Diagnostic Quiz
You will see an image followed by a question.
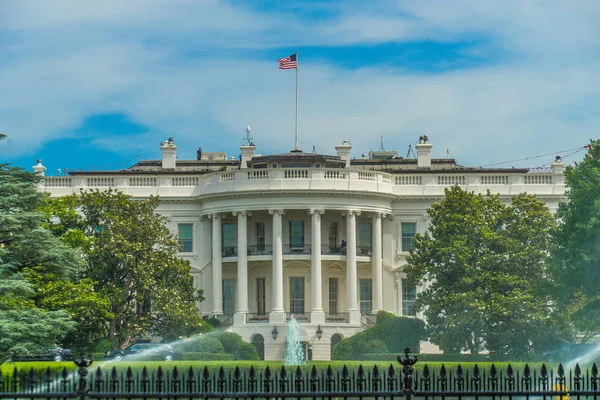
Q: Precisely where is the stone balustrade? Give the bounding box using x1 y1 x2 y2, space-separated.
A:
40 168 564 198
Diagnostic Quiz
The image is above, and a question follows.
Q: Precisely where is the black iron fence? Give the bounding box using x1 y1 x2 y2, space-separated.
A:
1 349 599 400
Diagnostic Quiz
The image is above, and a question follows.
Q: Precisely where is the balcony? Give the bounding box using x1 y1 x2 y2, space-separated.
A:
222 244 373 258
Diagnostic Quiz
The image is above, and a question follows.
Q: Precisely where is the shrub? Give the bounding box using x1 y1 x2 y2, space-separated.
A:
179 336 224 353
203 317 221 328
333 312 426 360
214 332 260 360
374 311 425 353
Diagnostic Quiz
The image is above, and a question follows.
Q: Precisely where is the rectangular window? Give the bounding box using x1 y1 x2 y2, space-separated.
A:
359 279 373 315
255 222 265 252
401 223 417 252
359 223 372 255
290 277 305 315
328 222 338 252
290 221 304 248
223 279 236 316
402 278 417 316
257 278 266 315
178 223 193 252
222 223 236 256
328 278 338 315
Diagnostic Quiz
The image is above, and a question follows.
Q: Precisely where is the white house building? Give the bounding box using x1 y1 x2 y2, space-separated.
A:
36 134 566 360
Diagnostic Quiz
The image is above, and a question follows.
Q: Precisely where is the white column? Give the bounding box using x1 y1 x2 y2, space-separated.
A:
210 213 223 315
269 209 285 323
234 211 250 316
310 209 325 323
346 210 360 323
372 212 383 314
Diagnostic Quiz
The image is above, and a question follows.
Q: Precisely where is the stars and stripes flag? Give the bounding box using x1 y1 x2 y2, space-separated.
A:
278 53 297 69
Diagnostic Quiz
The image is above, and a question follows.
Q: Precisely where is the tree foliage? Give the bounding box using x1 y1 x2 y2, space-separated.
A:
46 189 209 348
551 140 600 342
0 165 79 361
404 186 558 355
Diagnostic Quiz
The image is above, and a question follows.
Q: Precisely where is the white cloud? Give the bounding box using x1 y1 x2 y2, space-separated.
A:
0 0 597 169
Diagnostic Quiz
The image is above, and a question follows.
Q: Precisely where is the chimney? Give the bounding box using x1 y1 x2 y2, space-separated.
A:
335 140 352 168
239 126 257 169
551 155 565 184
415 135 432 168
161 137 177 169
32 159 47 176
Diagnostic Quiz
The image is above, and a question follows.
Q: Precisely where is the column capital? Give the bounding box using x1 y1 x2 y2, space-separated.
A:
207 213 220 220
341 210 361 217
232 210 252 217
377 212 392 219
199 215 206 221
308 209 325 215
269 209 285 216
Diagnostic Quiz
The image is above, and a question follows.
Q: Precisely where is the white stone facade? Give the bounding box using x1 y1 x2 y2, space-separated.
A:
37 138 566 360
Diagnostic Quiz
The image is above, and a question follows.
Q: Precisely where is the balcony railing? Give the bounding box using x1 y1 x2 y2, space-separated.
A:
222 244 372 257
246 313 269 323
41 168 564 200
325 312 349 323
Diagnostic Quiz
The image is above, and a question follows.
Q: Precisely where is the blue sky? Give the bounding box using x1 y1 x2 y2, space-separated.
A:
1 0 597 175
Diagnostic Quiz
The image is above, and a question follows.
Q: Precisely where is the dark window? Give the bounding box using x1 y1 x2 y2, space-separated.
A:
401 223 417 252
222 223 235 255
402 278 417 316
290 220 304 248
359 279 373 315
257 278 266 315
178 223 193 252
329 278 338 314
290 277 305 314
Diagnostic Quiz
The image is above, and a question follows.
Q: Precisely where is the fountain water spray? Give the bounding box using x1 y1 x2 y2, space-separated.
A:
284 315 306 366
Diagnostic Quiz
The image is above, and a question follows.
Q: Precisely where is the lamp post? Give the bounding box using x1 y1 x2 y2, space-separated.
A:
316 325 323 340
272 326 278 340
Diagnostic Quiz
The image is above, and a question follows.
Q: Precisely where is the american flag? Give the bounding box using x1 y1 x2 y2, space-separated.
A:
278 54 297 69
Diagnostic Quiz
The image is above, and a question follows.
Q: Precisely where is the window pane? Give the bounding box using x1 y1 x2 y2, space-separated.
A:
178 223 193 252
257 278 266 315
359 279 372 315
222 223 236 254
256 223 265 251
328 278 338 315
328 222 338 251
290 277 305 314
223 279 236 316
290 221 304 247
402 278 417 316
401 223 417 252
359 223 372 247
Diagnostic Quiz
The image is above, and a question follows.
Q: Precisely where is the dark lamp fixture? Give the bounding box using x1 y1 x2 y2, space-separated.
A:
316 325 323 340
272 326 278 340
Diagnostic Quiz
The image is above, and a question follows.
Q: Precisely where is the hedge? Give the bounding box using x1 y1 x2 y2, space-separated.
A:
178 336 224 353
180 352 234 361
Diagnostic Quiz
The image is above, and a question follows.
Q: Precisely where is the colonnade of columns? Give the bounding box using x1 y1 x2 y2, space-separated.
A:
208 209 387 325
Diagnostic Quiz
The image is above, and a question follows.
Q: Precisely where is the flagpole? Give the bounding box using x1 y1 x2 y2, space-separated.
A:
294 51 299 152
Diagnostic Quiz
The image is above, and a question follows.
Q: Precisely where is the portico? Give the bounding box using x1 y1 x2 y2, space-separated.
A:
206 206 389 326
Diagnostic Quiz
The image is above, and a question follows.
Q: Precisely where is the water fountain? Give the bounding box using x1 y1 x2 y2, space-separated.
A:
284 315 306 366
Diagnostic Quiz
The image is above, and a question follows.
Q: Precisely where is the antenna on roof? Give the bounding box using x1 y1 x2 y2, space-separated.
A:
379 135 385 151
406 144 417 159
312 145 317 154
243 126 254 146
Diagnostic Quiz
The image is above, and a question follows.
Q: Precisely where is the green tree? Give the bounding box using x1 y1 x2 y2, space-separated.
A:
47 190 209 348
0 164 79 361
404 186 557 355
551 140 600 343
